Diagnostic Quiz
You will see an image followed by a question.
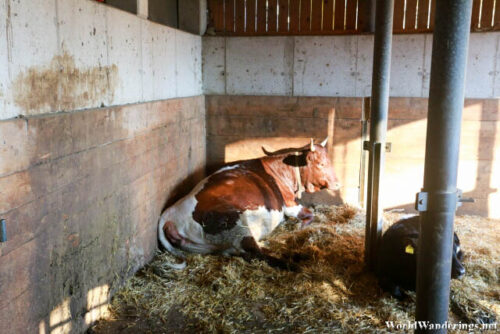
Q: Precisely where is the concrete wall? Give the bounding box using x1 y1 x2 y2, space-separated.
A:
206 96 500 218
202 32 500 98
0 0 202 120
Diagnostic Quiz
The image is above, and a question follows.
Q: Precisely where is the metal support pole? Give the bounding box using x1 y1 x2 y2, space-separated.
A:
415 1 473 332
364 0 394 270
359 98 370 208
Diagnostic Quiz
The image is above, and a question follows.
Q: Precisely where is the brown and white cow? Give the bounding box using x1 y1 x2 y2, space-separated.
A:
158 138 340 269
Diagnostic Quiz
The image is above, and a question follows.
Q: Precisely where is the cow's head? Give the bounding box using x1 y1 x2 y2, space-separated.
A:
263 138 340 193
301 138 340 193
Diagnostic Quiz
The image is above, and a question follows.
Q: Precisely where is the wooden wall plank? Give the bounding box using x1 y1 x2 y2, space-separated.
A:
428 0 436 30
471 0 481 30
206 0 500 35
345 0 357 31
496 0 500 29
235 0 246 33
208 0 226 33
278 0 289 33
405 0 418 31
323 0 334 31
300 0 312 32
268 0 278 32
393 0 405 32
334 0 345 30
225 0 235 33
289 0 300 33
480 0 496 29
417 0 430 30
246 0 256 33
357 0 373 32
257 0 267 33
311 0 323 31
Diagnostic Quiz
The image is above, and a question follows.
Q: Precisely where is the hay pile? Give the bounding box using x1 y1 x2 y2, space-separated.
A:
92 206 499 333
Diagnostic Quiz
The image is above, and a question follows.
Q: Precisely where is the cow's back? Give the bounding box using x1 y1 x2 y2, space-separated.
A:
193 160 285 235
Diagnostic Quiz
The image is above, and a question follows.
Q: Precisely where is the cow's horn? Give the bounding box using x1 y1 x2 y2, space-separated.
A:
320 137 328 147
262 146 306 156
310 138 315 151
262 146 273 156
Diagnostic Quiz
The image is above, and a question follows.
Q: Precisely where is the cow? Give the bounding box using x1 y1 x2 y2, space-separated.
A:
158 138 340 269
377 215 465 299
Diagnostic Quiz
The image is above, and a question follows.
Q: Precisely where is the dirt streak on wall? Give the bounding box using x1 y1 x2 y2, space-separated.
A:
206 95 500 218
12 52 119 114
0 96 206 333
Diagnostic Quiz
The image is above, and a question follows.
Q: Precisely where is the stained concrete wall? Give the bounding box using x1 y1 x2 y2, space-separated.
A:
0 96 206 334
0 0 206 333
202 32 500 98
0 0 202 120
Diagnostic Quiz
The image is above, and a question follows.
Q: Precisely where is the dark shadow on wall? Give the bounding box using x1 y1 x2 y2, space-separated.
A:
205 96 429 210
205 96 499 218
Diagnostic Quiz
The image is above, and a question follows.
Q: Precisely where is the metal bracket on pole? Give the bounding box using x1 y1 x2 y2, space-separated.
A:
415 189 474 212
415 191 428 211
363 141 392 152
0 219 6 243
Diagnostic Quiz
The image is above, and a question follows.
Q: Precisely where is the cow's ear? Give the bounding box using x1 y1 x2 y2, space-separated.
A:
283 153 307 167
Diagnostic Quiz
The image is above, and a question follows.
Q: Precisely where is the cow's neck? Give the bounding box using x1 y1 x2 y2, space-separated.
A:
260 157 302 207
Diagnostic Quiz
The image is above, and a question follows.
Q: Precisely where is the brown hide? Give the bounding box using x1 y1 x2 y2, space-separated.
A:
191 145 338 235
193 160 285 234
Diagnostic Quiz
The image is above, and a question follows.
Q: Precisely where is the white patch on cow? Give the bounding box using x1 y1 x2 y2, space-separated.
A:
456 246 460 253
216 164 240 173
283 205 303 218
159 177 217 252
240 206 284 241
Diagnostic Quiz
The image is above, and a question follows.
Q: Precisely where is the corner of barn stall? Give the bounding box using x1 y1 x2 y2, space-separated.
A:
0 0 499 333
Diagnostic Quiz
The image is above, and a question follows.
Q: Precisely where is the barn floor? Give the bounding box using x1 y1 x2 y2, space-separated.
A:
88 206 499 334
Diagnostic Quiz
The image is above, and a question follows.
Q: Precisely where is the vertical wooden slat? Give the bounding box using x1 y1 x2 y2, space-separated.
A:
405 0 418 31
289 0 300 33
495 0 500 29
207 0 500 35
246 0 256 33
323 0 334 31
311 0 323 31
278 0 289 32
268 0 278 32
300 0 312 32
208 0 226 33
393 0 404 32
471 0 482 29
427 0 436 30
334 0 345 30
481 0 496 29
257 0 267 33
225 0 235 33
357 0 373 32
471 0 481 29
345 0 358 31
235 0 246 34
417 0 430 30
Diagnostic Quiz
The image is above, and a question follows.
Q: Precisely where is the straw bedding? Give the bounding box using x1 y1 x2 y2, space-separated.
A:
90 206 499 333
